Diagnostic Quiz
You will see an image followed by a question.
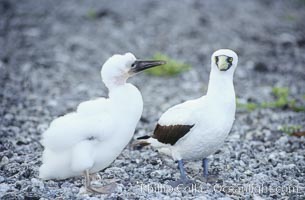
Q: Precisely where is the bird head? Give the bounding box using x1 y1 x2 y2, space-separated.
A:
211 49 238 73
101 53 165 88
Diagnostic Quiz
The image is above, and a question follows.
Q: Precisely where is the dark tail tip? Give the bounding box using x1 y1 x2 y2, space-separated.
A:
137 135 151 140
132 135 151 150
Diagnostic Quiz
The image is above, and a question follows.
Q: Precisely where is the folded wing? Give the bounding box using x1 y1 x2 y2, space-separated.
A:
152 100 200 145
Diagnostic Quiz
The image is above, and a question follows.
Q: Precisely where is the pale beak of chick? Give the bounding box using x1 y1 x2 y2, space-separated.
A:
129 60 166 75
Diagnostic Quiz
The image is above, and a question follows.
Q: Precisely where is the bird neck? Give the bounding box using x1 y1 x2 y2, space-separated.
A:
206 68 235 104
108 83 143 118
103 75 128 90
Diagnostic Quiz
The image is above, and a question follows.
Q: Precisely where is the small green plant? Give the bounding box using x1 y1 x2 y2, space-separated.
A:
279 125 302 135
236 99 257 111
237 87 305 112
87 9 97 19
261 87 295 108
146 53 191 76
284 14 296 21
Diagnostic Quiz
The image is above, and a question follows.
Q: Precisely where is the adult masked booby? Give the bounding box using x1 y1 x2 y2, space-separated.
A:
136 49 238 186
39 53 165 193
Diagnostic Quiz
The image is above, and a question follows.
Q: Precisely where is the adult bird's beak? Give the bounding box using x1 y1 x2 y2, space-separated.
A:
129 60 166 75
216 55 232 71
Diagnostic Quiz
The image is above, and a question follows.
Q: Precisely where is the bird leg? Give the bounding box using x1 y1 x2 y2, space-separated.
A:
202 158 208 177
178 160 187 180
202 158 218 183
84 170 117 194
169 160 193 187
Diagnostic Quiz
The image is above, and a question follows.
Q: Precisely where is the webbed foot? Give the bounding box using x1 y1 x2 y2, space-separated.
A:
169 178 194 188
86 183 117 194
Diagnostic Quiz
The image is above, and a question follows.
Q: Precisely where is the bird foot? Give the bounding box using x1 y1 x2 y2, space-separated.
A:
202 174 218 183
86 183 117 194
168 178 194 188
90 173 101 181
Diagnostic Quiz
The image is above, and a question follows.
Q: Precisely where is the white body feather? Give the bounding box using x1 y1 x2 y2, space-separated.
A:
40 83 143 180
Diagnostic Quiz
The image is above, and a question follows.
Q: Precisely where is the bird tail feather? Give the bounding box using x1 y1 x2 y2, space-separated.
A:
132 135 152 150
133 135 169 150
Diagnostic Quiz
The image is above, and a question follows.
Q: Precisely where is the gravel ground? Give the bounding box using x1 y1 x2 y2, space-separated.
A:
1 0 305 199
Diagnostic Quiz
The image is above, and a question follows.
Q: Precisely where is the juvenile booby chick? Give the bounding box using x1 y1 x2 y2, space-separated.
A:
137 49 238 186
39 53 165 193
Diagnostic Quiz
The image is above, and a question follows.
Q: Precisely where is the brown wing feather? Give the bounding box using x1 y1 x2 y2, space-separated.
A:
152 124 194 145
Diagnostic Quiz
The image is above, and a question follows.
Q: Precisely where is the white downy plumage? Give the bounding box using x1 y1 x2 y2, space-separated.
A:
137 49 238 185
39 53 165 193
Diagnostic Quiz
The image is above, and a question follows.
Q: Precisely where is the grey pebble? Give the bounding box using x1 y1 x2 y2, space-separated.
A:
1 0 305 199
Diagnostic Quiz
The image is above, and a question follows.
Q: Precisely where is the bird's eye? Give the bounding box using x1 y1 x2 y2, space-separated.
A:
131 63 136 67
228 57 233 63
